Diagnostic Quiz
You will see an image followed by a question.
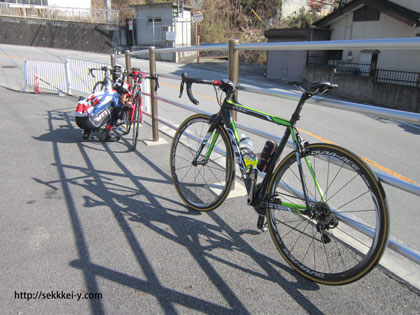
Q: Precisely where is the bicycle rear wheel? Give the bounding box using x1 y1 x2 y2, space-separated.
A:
266 143 388 285
131 97 141 151
170 114 234 211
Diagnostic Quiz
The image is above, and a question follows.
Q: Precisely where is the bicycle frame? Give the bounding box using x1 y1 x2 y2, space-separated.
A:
129 78 143 124
195 92 321 215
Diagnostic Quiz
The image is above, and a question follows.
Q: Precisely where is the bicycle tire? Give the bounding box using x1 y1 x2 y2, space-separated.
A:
118 109 132 135
131 97 141 151
92 81 105 93
170 114 235 211
266 143 388 285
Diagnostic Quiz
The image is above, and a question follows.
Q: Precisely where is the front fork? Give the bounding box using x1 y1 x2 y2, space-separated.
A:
192 115 221 166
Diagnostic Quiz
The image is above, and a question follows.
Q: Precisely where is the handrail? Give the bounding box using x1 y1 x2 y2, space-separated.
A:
236 85 420 127
152 77 420 198
236 37 420 51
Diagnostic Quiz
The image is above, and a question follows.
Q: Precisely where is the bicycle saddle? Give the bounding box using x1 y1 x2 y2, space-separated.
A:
289 81 338 95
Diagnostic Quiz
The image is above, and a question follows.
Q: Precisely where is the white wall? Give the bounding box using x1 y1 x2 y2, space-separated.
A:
329 11 420 70
48 0 91 9
136 5 191 47
175 10 190 47
137 7 174 46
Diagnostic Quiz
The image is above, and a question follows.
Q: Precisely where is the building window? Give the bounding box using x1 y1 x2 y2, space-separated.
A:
148 17 162 24
353 6 380 22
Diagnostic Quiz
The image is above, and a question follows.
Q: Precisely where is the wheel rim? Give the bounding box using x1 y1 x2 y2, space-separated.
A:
132 102 140 150
171 116 233 210
267 145 386 283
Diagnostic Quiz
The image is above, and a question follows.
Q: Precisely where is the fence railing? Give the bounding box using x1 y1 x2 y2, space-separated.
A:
24 57 109 95
0 3 119 26
307 56 420 87
24 56 152 111
114 37 420 268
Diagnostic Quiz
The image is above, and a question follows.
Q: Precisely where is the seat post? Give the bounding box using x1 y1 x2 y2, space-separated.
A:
291 92 311 125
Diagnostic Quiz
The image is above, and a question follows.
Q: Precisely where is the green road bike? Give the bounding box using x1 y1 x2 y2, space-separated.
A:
170 73 389 285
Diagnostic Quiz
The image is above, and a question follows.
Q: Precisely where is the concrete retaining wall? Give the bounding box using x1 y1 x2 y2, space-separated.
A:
0 17 116 54
304 66 420 113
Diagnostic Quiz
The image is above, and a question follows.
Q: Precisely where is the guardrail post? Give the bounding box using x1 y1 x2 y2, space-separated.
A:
24 58 28 92
228 38 239 189
124 50 132 87
149 46 159 142
228 38 239 121
110 54 115 67
64 58 72 95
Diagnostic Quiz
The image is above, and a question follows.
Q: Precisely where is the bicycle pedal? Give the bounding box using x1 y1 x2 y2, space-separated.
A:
257 215 267 232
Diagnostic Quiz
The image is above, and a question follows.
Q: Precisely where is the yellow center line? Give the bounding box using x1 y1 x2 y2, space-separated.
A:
298 128 419 186
162 81 419 186
0 53 25 60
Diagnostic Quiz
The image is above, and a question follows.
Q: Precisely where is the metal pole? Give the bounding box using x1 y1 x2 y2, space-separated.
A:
149 46 159 142
228 38 239 120
124 50 132 87
228 39 239 189
64 58 72 95
197 23 200 64
110 54 115 67
131 17 135 47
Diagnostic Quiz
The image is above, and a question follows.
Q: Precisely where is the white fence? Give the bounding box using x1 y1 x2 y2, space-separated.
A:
0 3 119 26
24 57 151 113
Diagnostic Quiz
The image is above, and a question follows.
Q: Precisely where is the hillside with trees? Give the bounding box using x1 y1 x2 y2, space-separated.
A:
197 0 339 63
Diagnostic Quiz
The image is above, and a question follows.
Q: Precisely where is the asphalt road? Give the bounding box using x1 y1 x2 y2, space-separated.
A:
1 44 420 314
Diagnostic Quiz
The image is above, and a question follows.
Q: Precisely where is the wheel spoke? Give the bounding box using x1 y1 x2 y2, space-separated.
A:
266 144 387 284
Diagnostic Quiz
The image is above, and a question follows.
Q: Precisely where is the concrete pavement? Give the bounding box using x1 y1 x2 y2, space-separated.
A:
1 86 419 314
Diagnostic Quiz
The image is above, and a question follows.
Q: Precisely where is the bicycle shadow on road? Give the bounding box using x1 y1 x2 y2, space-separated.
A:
34 124 81 143
33 107 325 315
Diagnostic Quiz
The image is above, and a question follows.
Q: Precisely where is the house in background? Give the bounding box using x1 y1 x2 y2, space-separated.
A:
312 0 420 74
305 0 420 112
130 3 191 62
264 28 331 81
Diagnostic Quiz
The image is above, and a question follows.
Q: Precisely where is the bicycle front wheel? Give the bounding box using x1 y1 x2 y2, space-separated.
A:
170 114 235 211
131 97 141 151
266 143 388 285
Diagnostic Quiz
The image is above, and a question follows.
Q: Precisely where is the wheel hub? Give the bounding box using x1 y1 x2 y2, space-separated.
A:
311 202 339 243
